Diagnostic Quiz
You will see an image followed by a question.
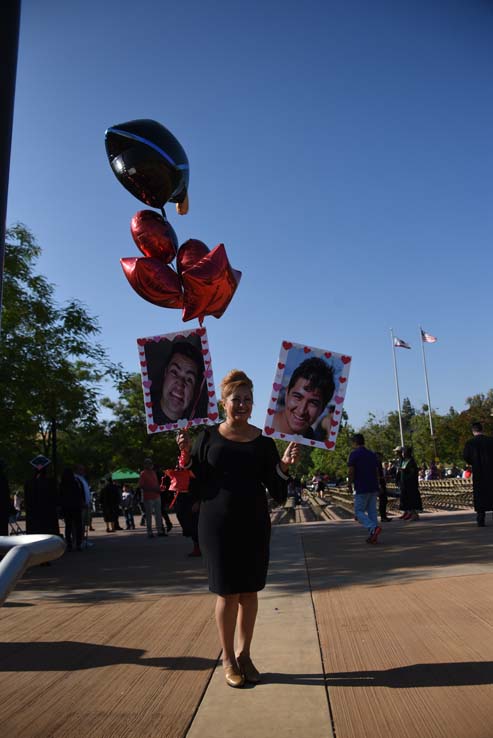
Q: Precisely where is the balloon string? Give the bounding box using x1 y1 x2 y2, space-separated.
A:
183 372 207 434
175 317 208 471
160 206 167 221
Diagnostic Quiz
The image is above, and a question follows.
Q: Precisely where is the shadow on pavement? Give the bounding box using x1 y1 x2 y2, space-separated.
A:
325 661 493 688
0 640 218 672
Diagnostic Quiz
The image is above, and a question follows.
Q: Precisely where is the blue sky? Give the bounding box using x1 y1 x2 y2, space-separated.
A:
6 0 493 432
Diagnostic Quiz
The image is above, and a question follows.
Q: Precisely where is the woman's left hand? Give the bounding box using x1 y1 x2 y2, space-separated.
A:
280 442 300 472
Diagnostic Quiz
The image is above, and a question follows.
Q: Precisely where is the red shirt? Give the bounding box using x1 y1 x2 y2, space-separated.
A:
139 469 161 501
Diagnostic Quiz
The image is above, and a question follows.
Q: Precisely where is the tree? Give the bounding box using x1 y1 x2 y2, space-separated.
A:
309 411 355 481
0 224 121 483
359 411 401 458
401 397 415 436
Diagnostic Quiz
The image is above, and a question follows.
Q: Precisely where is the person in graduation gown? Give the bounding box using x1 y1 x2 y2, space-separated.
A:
463 421 493 526
177 369 299 689
397 446 422 521
24 466 60 536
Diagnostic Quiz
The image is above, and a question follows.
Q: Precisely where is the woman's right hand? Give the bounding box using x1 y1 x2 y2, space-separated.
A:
176 430 191 453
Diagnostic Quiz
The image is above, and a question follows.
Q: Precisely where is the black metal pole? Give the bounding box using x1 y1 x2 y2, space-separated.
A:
0 0 21 337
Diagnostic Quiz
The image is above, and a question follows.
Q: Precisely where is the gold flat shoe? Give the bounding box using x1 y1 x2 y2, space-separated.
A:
237 654 261 684
224 665 245 688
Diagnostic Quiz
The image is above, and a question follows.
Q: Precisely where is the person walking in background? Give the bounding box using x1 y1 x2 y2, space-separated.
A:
121 485 136 530
159 474 174 534
13 492 22 517
75 465 94 534
397 446 422 520
139 459 166 538
375 452 392 522
347 434 381 544
391 447 402 482
463 422 493 527
163 456 200 557
59 467 85 551
135 486 146 526
177 369 299 688
426 461 439 481
100 475 121 533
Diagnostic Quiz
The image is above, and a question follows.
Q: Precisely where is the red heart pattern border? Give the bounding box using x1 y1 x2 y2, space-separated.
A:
262 338 351 453
137 327 219 435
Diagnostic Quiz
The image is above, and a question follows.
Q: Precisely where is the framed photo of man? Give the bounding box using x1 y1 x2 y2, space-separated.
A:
263 340 352 450
137 327 219 435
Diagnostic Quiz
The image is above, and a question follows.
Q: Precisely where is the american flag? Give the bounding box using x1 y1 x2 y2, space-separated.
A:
421 330 437 343
394 337 411 349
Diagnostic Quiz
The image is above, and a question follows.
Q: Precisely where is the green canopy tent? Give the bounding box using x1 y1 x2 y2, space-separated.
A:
111 468 140 482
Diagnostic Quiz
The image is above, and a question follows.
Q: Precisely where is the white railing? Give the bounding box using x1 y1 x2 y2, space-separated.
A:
0 534 66 606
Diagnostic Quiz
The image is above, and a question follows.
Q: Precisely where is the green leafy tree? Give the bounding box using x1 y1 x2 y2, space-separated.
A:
0 224 121 483
309 411 355 481
401 397 415 437
359 410 401 458
102 372 194 474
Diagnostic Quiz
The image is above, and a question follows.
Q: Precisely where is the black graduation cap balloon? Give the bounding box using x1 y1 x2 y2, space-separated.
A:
105 119 189 209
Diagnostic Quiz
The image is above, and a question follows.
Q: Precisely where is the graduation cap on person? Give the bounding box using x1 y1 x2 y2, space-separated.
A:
30 454 51 470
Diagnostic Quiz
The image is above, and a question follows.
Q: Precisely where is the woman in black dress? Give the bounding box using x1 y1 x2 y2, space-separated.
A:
177 369 299 688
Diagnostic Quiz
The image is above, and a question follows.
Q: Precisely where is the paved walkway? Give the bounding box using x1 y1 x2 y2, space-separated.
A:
2 511 493 737
187 524 332 738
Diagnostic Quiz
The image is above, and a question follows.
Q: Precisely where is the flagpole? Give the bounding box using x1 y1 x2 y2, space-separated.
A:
419 326 438 459
390 328 404 447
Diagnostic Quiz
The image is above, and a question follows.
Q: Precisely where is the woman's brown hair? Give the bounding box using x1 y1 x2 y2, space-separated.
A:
220 369 253 402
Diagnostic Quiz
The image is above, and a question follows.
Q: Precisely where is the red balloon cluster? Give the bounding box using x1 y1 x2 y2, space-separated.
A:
121 210 242 322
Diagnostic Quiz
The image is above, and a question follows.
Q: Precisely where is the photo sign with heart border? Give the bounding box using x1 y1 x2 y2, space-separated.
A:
262 340 352 450
137 327 219 435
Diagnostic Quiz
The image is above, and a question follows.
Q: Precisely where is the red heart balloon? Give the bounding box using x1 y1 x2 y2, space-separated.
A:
120 257 183 308
176 239 210 276
130 210 178 263
181 243 242 322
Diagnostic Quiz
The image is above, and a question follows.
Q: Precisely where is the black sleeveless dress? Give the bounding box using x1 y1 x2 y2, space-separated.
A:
191 426 288 595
